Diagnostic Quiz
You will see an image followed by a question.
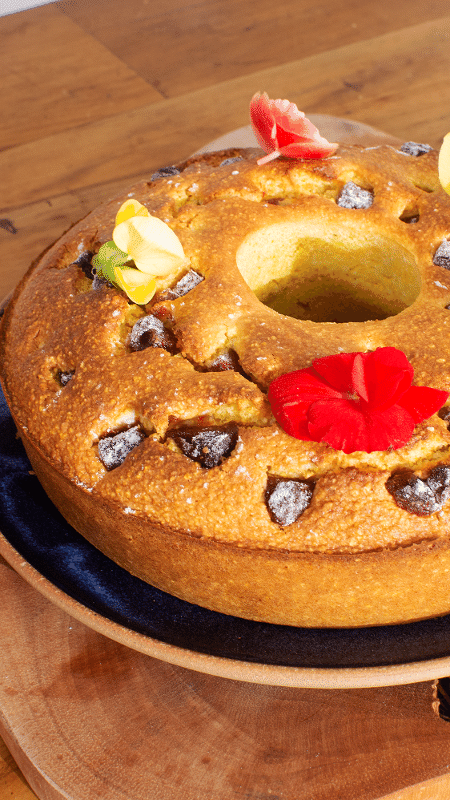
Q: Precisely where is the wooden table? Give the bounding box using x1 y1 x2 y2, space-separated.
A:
3 1 450 797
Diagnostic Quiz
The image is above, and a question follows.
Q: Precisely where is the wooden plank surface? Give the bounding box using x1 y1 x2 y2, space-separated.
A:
56 0 450 98
3 16 450 211
3 0 450 797
0 4 161 151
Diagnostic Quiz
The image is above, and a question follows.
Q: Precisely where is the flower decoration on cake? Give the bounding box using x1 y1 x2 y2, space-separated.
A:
439 132 450 195
250 92 338 166
268 347 448 454
92 199 188 304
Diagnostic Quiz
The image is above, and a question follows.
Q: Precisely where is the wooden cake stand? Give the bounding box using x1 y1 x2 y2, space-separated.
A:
3 555 450 800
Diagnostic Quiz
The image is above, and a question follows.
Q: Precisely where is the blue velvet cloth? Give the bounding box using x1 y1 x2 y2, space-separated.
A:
2 384 450 668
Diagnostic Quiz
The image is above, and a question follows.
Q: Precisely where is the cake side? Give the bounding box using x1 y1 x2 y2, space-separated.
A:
15 425 450 628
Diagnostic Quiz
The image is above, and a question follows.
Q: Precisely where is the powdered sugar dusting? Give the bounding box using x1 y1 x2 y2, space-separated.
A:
98 426 145 470
399 142 432 156
433 240 450 270
266 478 314 526
387 466 450 516
337 181 373 209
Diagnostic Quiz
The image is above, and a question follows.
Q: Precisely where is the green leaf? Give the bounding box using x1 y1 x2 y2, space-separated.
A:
99 261 118 284
92 240 128 276
99 240 128 264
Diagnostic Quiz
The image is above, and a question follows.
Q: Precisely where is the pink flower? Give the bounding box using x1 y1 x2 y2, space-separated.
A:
268 348 449 454
250 92 338 165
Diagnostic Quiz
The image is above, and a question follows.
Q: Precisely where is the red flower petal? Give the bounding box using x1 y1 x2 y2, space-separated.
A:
313 348 414 408
351 353 369 402
363 348 413 409
268 368 342 405
267 347 449 454
278 140 340 159
270 400 311 440
249 92 338 163
249 92 276 153
268 369 341 440
368 405 416 451
307 400 416 454
309 351 358 394
397 385 449 422
270 97 320 142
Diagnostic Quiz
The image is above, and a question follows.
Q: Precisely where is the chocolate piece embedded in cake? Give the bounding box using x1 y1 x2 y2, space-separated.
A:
399 142 433 156
337 181 373 209
265 476 314 526
433 240 450 269
169 423 239 469
98 426 145 470
128 315 177 353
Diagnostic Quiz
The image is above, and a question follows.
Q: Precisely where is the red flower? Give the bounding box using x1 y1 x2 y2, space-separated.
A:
268 348 449 454
250 92 338 166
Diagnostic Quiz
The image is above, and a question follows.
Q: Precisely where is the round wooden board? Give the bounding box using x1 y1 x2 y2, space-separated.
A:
3 558 450 800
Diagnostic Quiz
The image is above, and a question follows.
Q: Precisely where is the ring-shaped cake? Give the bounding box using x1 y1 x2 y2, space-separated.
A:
3 142 450 627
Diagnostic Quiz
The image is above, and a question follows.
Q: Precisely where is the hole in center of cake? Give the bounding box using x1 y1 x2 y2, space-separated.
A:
236 221 421 323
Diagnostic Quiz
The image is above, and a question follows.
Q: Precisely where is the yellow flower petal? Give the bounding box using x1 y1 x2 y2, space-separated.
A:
115 199 150 226
439 132 450 195
113 215 186 277
113 266 157 304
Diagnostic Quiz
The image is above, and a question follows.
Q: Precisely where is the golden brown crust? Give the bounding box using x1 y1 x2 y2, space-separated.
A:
3 143 450 627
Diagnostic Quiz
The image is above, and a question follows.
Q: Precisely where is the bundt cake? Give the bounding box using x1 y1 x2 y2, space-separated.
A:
3 104 450 627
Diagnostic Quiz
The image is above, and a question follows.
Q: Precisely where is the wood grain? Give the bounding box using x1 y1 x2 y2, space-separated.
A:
0 561 37 800
0 739 36 800
381 777 450 800
57 0 450 98
3 0 450 795
3 16 450 214
0 4 160 151
2 561 450 800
